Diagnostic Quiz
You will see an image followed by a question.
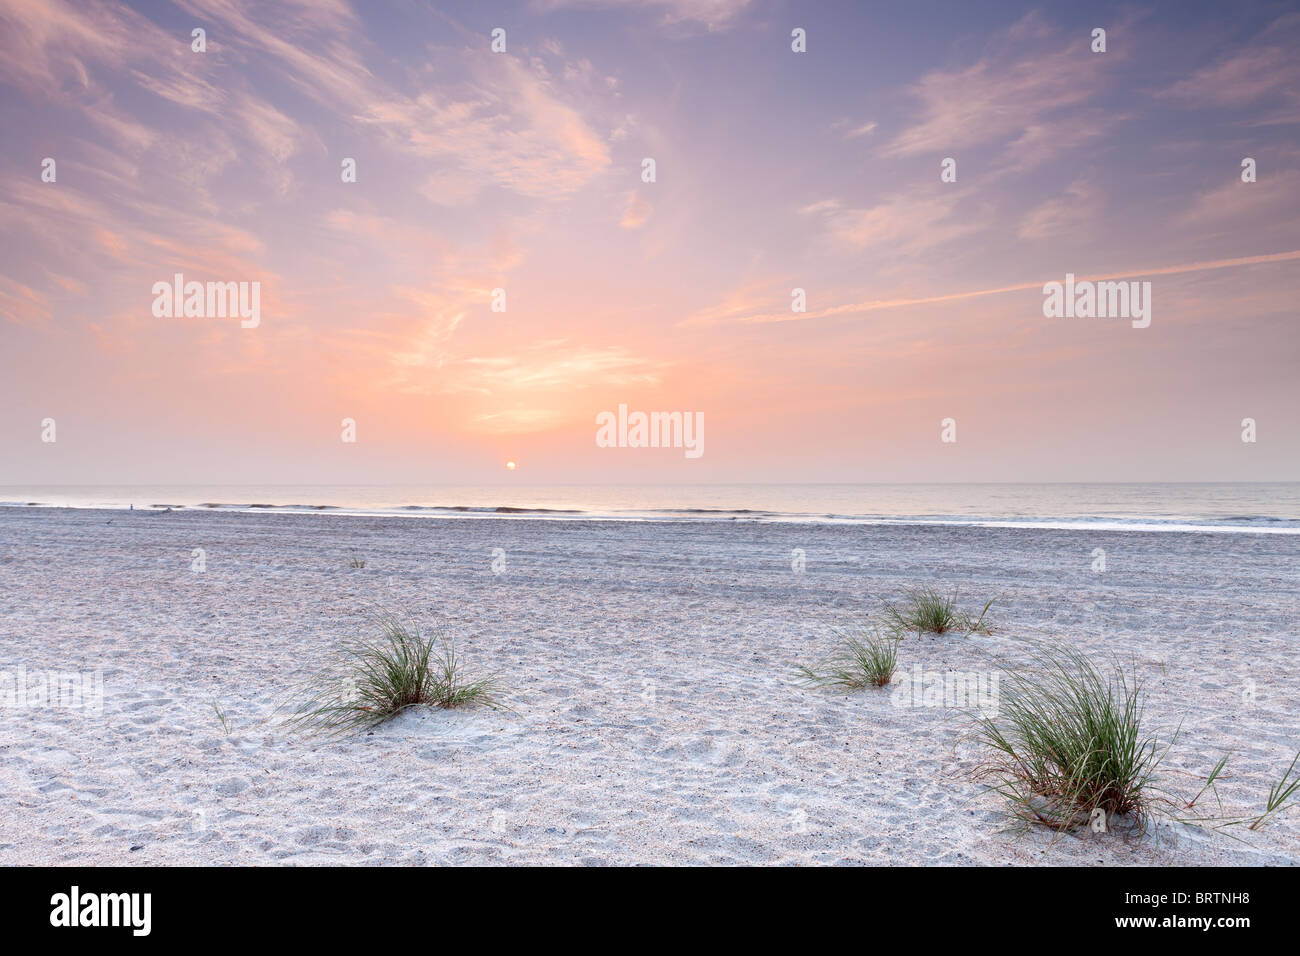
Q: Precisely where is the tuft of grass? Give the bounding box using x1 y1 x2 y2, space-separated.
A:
1184 753 1230 811
348 553 366 569
795 626 899 689
212 699 231 735
970 643 1172 831
882 587 997 636
1250 750 1300 831
289 612 503 735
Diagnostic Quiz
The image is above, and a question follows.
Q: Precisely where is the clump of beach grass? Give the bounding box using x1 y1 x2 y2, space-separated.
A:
883 587 997 636
795 626 899 689
289 612 503 735
970 643 1172 831
348 553 366 569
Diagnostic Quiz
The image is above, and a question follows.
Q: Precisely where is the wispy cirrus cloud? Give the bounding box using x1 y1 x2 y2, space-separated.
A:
1018 179 1103 240
0 0 172 94
0 0 308 196
832 118 877 140
882 12 1121 172
357 52 612 201
0 277 50 326
802 192 983 254
173 0 613 201
531 0 752 31
1158 13 1300 124
1175 168 1300 240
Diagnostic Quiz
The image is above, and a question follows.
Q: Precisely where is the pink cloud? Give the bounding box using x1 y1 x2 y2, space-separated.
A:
620 191 653 228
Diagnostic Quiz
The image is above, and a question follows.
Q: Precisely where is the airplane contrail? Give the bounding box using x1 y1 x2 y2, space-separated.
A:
715 249 1300 326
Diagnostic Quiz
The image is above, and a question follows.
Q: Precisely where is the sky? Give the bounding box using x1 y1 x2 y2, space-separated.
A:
0 0 1297 484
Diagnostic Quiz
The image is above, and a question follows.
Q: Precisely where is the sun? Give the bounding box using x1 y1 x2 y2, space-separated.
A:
505 460 517 471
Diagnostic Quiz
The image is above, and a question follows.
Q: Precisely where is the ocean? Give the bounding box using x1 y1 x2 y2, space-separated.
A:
2 483 1298 534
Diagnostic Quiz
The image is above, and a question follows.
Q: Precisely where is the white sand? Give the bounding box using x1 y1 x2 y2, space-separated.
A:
0 506 1297 865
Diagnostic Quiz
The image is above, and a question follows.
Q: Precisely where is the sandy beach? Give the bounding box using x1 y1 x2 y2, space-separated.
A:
0 506 1297 866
